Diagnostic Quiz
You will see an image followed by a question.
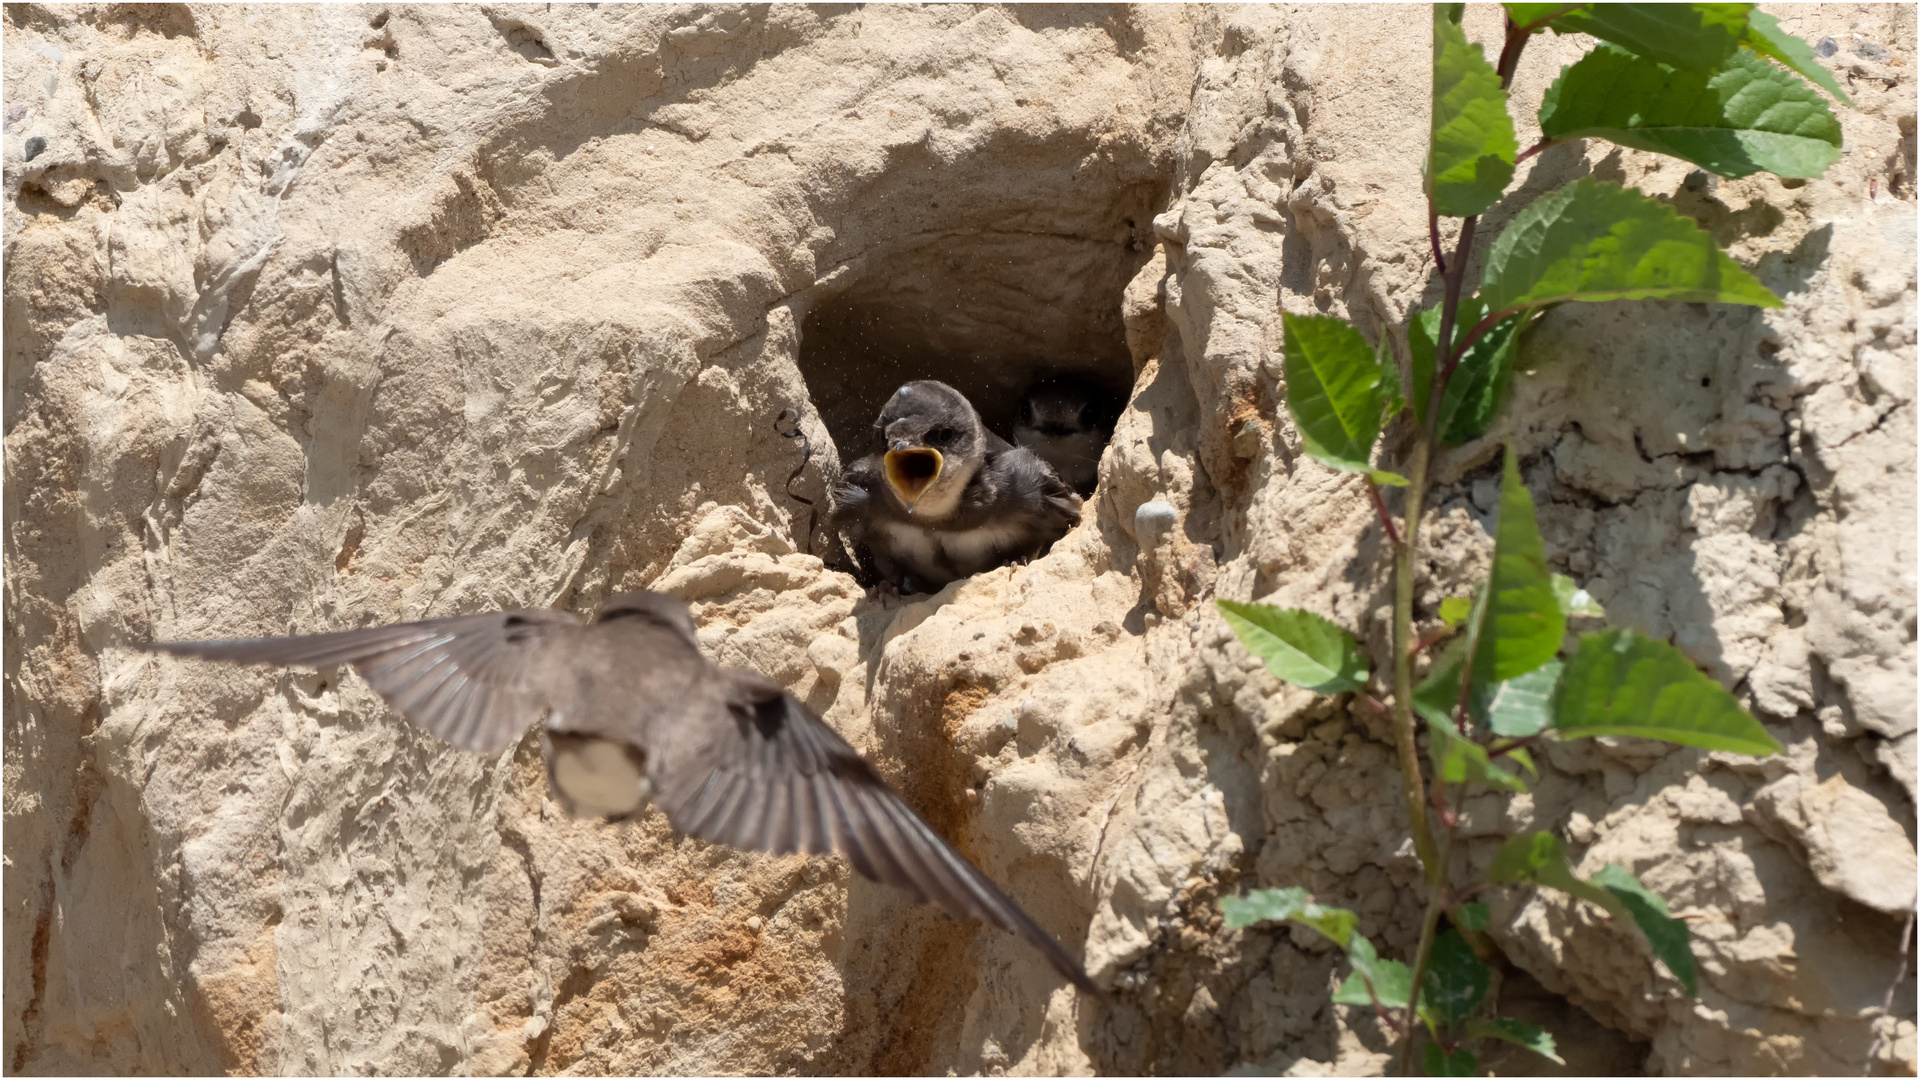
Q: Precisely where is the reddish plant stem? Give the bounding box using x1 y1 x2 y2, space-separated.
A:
1495 16 1534 82
1428 196 1448 276
1366 477 1405 547
1440 308 1507 380
1487 735 1545 760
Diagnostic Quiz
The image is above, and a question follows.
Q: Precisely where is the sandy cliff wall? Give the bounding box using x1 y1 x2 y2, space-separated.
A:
4 4 1913 1075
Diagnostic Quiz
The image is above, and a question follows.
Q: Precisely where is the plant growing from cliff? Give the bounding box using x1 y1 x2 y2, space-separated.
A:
1217 4 1847 1074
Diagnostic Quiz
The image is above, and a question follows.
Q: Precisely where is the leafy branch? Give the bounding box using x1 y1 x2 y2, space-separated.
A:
1220 4 1842 1073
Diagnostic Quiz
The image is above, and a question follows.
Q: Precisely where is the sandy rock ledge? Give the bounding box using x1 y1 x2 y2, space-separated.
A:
4 4 1914 1075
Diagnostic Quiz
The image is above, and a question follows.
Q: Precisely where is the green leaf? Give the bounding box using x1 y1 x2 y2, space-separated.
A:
1416 643 1469 722
1217 601 1371 695
1424 931 1491 1028
1415 639 1475 727
1376 337 1408 421
1334 934 1414 1011
1220 887 1360 949
1551 574 1606 617
1489 831 1629 919
1538 45 1842 180
1482 659 1562 737
1467 1017 1565 1064
1371 469 1412 488
1430 5 1517 217
1427 715 1528 793
1552 628 1785 755
1475 448 1563 683
1591 865 1700 995
1743 10 1853 106
1438 597 1474 626
1424 1043 1479 1076
1503 3 1582 31
1452 902 1491 932
1408 298 1526 445
1479 177 1782 315
1505 746 1537 775
1551 4 1752 71
1282 313 1394 475
1417 640 1558 738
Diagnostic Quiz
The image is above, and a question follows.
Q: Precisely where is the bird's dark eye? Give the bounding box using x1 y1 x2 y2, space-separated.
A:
926 426 956 445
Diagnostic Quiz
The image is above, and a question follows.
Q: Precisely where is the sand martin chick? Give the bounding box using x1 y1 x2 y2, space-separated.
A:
143 590 1100 995
829 380 1082 595
1014 377 1113 495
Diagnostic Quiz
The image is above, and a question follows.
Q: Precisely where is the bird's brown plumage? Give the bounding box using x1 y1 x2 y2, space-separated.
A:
143 590 1100 995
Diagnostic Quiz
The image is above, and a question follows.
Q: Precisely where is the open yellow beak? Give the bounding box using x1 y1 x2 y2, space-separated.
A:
884 447 943 512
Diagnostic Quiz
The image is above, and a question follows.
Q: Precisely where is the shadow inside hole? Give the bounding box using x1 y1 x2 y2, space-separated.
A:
797 232 1142 463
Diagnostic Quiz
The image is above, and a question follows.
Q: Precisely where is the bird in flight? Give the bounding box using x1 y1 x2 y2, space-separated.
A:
142 590 1100 995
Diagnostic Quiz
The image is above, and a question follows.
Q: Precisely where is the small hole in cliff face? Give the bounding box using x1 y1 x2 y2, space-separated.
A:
797 149 1162 487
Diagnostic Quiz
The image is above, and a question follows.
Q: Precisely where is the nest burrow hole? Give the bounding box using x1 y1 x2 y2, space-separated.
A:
796 149 1167 478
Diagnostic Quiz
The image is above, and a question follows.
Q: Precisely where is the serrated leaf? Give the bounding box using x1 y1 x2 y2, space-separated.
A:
1377 337 1408 420
1743 10 1853 106
1427 715 1528 792
1552 4 1752 72
1424 931 1491 1028
1590 865 1700 994
1334 934 1414 1012
1552 574 1606 617
1438 597 1474 626
1282 313 1394 473
1476 448 1563 683
1552 628 1784 755
1539 45 1842 179
1488 831 1628 919
1218 601 1370 695
1430 6 1517 217
1452 902 1491 932
1467 1017 1564 1064
1480 177 1782 315
1408 298 1526 445
1220 887 1360 949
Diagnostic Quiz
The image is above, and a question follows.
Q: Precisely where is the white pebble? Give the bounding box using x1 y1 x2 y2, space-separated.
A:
1135 500 1178 541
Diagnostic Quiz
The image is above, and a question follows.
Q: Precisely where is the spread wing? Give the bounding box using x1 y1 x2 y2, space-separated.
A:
654 670 1101 995
143 609 585 753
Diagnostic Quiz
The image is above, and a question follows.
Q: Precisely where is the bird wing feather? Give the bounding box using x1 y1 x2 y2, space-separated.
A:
143 609 585 753
653 669 1101 995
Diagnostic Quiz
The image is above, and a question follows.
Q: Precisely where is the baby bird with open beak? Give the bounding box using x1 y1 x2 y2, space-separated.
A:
830 380 1082 595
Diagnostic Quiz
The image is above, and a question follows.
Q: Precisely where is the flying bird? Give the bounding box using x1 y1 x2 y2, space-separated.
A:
829 380 1082 594
1014 376 1114 496
142 590 1100 996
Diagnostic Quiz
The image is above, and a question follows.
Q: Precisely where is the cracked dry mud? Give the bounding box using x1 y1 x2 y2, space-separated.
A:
4 4 1914 1075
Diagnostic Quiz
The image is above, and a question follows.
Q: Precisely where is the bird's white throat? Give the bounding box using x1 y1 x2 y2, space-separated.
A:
548 736 652 818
